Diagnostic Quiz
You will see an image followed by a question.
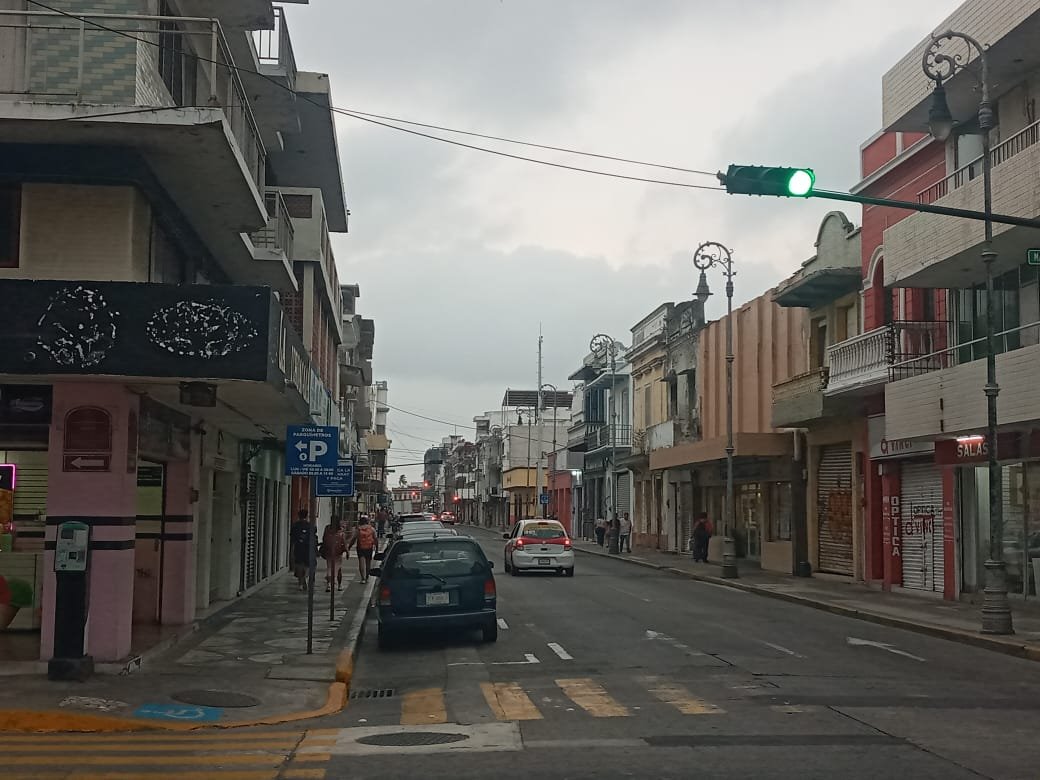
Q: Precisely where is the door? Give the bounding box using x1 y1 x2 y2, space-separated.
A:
817 445 854 575
133 461 166 624
900 462 944 592
616 472 631 519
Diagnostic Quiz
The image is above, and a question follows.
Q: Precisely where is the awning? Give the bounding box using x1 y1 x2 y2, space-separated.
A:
650 433 793 471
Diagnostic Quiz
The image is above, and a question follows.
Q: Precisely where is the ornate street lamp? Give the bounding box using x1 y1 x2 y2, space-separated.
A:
922 31 1012 634
693 241 738 579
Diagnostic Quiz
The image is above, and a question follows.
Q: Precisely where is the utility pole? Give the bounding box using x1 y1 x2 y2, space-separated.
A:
536 328 544 518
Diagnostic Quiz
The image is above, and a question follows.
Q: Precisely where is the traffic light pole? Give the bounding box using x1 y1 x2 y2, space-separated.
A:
810 189 1040 230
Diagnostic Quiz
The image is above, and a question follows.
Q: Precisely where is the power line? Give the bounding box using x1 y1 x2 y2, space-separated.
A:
385 404 477 430
27 0 725 192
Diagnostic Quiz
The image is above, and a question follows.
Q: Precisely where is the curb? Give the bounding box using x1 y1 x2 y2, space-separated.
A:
573 545 1040 663
0 578 377 734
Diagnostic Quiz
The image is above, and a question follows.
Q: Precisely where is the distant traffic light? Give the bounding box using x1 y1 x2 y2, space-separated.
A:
452 495 461 503
720 165 815 197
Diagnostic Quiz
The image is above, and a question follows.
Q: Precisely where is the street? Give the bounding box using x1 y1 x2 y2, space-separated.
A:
314 529 1040 779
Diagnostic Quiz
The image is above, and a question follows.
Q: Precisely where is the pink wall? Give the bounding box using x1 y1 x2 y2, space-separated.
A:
161 459 195 625
42 383 140 663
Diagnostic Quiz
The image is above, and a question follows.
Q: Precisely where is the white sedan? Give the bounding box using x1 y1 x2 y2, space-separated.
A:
502 519 575 577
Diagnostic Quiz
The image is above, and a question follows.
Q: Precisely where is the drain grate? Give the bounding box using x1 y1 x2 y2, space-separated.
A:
357 731 469 747
349 688 396 700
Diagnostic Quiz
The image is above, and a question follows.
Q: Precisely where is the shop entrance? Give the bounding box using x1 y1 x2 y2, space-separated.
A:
132 461 166 624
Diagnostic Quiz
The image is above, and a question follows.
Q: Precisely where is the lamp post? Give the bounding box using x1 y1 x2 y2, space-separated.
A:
922 32 1012 634
591 333 622 555
693 241 738 579
541 382 559 519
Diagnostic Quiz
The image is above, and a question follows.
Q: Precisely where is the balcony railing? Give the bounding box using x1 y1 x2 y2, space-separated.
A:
252 6 297 90
251 190 295 256
0 10 266 192
917 119 1040 205
826 321 950 394
773 367 829 400
585 424 632 451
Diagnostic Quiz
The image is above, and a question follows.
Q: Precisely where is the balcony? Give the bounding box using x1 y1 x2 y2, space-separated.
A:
772 368 829 426
249 189 295 273
245 6 299 146
585 424 632 452
826 321 949 396
884 120 1040 289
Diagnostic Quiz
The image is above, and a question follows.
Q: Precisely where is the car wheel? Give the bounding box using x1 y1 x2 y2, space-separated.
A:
482 621 498 643
509 556 519 576
377 624 393 651
503 558 511 574
565 567 575 577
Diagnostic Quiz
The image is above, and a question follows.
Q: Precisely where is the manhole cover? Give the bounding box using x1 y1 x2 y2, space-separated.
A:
357 732 469 747
171 690 261 708
350 688 396 700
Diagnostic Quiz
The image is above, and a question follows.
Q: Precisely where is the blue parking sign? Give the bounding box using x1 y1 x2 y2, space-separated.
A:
285 425 339 476
315 461 355 497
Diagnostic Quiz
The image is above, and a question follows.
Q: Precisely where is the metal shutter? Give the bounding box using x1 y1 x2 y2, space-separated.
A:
817 444 853 575
244 473 259 588
900 462 943 592
616 472 631 517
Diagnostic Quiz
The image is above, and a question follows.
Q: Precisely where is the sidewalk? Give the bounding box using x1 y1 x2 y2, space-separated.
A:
570 537 1040 662
0 567 374 733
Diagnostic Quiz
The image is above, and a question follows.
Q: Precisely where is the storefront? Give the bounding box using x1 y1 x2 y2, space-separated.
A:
816 444 854 575
0 385 52 639
946 432 1040 598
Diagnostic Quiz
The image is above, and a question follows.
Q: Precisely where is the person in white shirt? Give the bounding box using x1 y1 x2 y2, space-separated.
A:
619 512 633 553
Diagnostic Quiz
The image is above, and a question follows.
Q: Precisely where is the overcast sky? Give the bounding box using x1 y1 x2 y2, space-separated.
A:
286 0 959 484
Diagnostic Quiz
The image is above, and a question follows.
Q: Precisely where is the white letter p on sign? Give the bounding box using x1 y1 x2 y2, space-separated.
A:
309 441 328 461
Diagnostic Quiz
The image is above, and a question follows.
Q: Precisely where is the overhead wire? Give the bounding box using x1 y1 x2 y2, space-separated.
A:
28 0 724 191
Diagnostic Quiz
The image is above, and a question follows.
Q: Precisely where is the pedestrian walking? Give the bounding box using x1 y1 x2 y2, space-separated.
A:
376 507 388 538
350 515 378 583
290 509 314 591
691 511 713 563
594 517 607 547
619 512 633 553
321 517 348 592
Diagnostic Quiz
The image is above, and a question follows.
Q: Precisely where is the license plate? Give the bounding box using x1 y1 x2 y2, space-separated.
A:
425 592 450 606
538 558 552 565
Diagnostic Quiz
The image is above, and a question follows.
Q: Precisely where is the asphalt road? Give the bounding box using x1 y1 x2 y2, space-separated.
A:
308 527 1040 780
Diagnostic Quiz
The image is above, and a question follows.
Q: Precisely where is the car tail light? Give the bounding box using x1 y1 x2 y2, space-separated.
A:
563 538 572 549
379 585 392 606
484 578 496 602
515 538 524 549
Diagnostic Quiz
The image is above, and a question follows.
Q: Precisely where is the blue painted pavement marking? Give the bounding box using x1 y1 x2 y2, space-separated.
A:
133 703 224 721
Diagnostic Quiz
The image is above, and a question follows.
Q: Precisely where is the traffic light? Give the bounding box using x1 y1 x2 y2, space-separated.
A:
720 165 815 197
452 495 460 504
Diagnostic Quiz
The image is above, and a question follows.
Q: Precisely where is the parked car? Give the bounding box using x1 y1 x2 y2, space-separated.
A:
503 519 574 577
374 536 497 649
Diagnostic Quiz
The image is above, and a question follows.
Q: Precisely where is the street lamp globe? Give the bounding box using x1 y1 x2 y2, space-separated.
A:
927 83 955 141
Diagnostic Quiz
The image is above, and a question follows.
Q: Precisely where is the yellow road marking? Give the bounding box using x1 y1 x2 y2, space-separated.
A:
22 773 278 780
2 754 286 767
639 676 724 715
400 687 447 725
556 678 629 717
480 682 543 721
283 770 328 780
0 730 305 744
291 753 332 763
0 741 298 753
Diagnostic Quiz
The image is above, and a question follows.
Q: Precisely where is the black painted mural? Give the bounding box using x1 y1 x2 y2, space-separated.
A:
0 280 278 381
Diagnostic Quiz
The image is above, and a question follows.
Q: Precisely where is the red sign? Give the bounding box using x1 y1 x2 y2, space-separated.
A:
934 433 1021 465
63 455 111 472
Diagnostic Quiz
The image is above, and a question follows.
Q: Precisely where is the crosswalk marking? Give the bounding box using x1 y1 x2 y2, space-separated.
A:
547 642 573 660
556 678 630 717
480 682 543 721
639 675 725 715
401 687 448 725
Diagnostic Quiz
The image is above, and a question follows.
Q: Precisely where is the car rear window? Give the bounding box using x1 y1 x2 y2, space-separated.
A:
399 515 426 522
386 541 488 578
522 523 566 539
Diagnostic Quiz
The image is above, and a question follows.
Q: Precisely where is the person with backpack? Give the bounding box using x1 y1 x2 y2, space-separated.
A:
349 515 378 583
691 511 713 563
290 508 315 591
321 517 348 592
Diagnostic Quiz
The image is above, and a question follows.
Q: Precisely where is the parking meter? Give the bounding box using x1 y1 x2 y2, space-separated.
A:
48 520 94 681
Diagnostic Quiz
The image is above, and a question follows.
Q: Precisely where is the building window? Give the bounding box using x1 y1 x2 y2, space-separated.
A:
770 482 792 542
283 194 313 219
956 263 1036 362
158 2 198 107
0 185 20 268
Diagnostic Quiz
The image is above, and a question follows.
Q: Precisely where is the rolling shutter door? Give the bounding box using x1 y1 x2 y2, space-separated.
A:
817 445 853 575
900 462 943 592
616 472 632 517
244 472 259 588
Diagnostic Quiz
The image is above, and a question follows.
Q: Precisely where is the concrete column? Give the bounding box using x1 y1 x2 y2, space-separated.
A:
195 465 213 611
160 458 195 624
42 383 139 663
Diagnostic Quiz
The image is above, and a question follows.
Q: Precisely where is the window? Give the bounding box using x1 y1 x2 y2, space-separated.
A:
0 185 20 268
955 264 1035 361
770 482 792 542
282 194 313 219
643 384 652 429
667 379 678 419
158 3 197 107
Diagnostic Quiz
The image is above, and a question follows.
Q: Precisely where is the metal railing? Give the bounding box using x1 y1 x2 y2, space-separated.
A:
773 367 829 400
252 6 297 90
585 423 632 450
891 319 1040 378
917 119 1040 205
251 190 295 256
827 321 950 392
0 10 266 192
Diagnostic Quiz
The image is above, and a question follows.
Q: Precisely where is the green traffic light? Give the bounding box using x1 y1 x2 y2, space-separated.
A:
787 169 814 197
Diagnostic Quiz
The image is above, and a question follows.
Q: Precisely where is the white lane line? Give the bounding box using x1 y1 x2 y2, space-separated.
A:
497 618 509 630
547 643 573 660
524 653 541 664
846 636 926 662
448 653 541 667
607 584 651 603
644 629 708 657
759 640 805 658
